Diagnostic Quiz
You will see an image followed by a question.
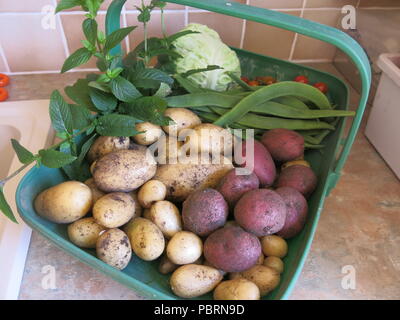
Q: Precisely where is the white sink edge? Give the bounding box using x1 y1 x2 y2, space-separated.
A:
0 100 54 300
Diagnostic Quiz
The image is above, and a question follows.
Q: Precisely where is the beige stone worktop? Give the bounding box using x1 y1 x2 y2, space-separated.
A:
7 65 400 300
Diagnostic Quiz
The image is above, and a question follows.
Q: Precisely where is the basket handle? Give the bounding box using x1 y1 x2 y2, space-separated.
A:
106 0 371 194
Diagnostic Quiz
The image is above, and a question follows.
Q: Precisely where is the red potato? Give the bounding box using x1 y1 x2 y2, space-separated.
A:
204 226 262 273
276 165 317 198
217 169 260 208
275 187 308 239
238 139 276 187
234 189 286 237
261 129 304 162
182 188 228 237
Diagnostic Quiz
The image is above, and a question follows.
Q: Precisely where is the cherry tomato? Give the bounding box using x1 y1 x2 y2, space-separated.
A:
256 76 276 85
0 73 10 87
313 82 328 93
248 80 259 87
294 75 309 84
241 76 249 83
0 88 9 101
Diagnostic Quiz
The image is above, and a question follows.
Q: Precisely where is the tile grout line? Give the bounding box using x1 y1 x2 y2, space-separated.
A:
51 0 70 59
289 0 307 61
239 0 250 49
184 6 189 26
356 0 361 8
0 40 11 73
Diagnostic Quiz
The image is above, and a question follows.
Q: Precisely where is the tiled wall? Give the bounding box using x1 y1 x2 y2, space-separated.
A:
0 0 399 74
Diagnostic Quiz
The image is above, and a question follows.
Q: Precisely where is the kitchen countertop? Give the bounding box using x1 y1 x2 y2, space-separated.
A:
7 65 400 300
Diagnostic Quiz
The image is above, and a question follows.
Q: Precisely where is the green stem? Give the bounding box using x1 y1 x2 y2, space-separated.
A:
161 8 167 42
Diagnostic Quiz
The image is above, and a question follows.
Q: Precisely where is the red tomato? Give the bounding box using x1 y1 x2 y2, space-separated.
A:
294 75 309 84
0 88 9 101
313 82 329 93
241 76 249 83
0 73 10 87
248 80 259 87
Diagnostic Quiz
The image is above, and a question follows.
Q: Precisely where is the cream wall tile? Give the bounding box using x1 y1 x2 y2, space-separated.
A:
306 0 358 8
0 0 53 12
0 53 6 72
358 0 400 7
126 11 185 50
293 10 342 60
55 0 113 11
0 15 66 72
188 12 243 48
243 11 300 60
249 0 303 9
125 0 185 10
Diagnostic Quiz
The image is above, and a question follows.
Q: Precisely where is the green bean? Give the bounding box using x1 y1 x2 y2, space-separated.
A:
273 96 309 110
210 107 335 131
174 74 205 93
166 93 240 109
304 143 325 149
213 81 332 127
227 72 257 91
194 111 220 122
251 102 355 119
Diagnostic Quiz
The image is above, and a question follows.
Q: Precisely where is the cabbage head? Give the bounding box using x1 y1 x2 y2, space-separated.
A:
171 23 241 92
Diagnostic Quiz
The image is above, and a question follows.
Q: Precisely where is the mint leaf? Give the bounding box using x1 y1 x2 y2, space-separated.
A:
96 114 139 136
129 68 174 89
65 78 97 111
155 83 172 98
61 48 92 73
120 96 170 126
0 186 17 223
89 88 118 113
83 18 98 45
39 149 77 168
104 26 136 53
167 30 199 44
49 90 74 134
55 0 82 13
76 134 97 166
69 104 94 130
110 76 142 102
11 139 35 164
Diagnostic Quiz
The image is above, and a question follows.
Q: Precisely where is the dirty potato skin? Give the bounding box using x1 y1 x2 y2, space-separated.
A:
149 200 182 239
96 228 132 270
162 108 201 136
154 157 234 202
126 217 165 261
239 265 280 296
170 264 223 298
93 192 136 228
182 188 228 237
167 231 203 265
93 149 157 193
84 178 105 204
67 217 107 248
87 136 130 163
133 122 163 146
34 181 92 224
213 279 260 300
158 254 179 275
203 226 262 273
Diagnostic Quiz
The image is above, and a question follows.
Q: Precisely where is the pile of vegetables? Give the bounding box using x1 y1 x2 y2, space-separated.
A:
0 0 357 300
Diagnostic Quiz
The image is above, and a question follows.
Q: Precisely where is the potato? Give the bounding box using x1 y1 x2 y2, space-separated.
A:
142 208 151 220
84 178 105 203
93 192 136 228
216 168 259 208
93 149 157 193
203 226 261 272
170 264 223 298
133 122 163 146
240 265 280 296
234 189 287 237
96 228 132 270
256 253 265 265
162 108 201 136
281 160 310 170
167 231 203 265
261 128 304 162
34 181 92 224
184 123 234 156
155 135 185 164
275 187 308 239
238 140 276 187
90 160 97 175
67 217 107 248
87 136 130 163
138 180 167 208
263 256 284 273
214 279 260 300
154 155 233 202
126 217 165 261
260 235 288 258
149 200 182 238
159 254 179 275
224 220 239 228
182 188 228 237
129 191 143 218
203 259 227 277
276 165 317 198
